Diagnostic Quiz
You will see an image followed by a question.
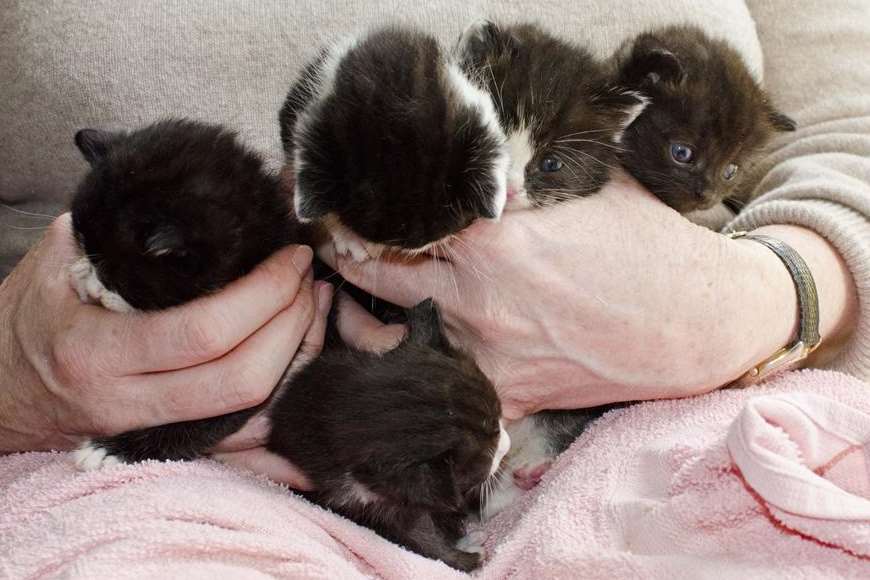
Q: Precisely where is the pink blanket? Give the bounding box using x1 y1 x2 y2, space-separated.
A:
2 369 869 579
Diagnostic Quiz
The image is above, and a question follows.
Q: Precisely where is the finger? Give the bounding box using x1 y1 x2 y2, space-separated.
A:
93 245 313 375
318 242 458 309
213 447 314 490
294 281 333 367
106 269 317 430
336 293 406 354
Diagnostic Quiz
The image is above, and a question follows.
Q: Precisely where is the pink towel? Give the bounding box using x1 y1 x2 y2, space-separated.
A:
2 369 869 579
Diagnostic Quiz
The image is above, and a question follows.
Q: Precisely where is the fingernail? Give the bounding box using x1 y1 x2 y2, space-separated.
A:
290 245 313 274
316 282 334 314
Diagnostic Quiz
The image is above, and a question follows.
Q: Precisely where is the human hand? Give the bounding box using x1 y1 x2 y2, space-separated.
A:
0 214 321 460
321 173 815 419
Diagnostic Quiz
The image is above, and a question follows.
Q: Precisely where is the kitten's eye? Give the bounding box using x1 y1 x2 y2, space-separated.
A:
723 163 739 181
670 143 695 165
539 156 563 172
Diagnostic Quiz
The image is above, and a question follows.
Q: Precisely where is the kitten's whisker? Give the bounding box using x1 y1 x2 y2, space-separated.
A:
5 224 51 231
0 203 59 220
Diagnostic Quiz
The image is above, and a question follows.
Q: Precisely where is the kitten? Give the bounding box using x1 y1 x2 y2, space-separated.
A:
614 24 797 213
68 120 506 570
456 20 647 209
69 119 296 312
269 299 509 571
280 25 510 260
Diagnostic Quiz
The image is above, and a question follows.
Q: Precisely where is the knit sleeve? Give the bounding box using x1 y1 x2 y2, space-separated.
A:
729 0 870 379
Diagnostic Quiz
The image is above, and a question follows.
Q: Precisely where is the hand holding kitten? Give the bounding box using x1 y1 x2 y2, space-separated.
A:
0 214 322 459
324 173 806 418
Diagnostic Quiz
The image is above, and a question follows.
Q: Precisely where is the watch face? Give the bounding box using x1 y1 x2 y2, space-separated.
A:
731 341 810 388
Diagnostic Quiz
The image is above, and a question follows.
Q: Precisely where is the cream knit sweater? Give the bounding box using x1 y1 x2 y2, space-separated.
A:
1 0 867 379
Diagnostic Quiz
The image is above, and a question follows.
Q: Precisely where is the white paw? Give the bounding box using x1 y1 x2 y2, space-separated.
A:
73 441 121 471
68 256 133 313
332 231 371 262
457 530 487 555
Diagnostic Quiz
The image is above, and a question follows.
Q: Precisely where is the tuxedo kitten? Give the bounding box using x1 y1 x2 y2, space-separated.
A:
456 21 647 209
68 119 299 469
280 25 509 260
69 119 295 312
614 24 797 213
269 299 509 571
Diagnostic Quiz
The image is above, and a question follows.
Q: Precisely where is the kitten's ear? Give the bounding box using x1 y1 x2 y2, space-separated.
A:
768 110 797 132
144 225 187 258
620 46 686 87
74 129 112 165
596 89 650 143
405 298 448 350
455 19 513 68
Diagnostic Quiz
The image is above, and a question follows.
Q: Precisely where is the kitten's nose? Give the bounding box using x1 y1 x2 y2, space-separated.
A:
693 179 709 198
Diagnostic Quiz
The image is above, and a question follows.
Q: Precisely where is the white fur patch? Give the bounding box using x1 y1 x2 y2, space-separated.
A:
444 63 509 220
614 91 650 143
322 214 384 262
73 441 121 471
489 420 512 477
456 529 487 556
481 417 552 520
69 256 133 313
504 128 535 209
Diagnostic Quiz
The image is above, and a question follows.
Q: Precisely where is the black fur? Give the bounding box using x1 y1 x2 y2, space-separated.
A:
268 299 502 571
458 21 646 207
614 24 797 212
70 119 499 570
71 119 296 310
281 25 508 250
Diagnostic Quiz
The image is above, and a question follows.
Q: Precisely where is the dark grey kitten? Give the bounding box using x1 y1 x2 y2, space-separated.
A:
456 20 647 210
614 24 796 212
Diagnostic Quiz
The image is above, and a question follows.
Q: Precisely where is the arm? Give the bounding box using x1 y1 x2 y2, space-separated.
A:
729 0 870 377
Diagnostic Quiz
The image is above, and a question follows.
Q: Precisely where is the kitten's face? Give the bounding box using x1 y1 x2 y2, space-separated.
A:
617 26 796 213
282 27 509 252
458 22 646 209
346 299 510 510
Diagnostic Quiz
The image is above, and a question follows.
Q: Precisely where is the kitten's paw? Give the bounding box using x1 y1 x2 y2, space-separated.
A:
512 461 552 491
68 257 133 313
457 529 487 556
69 257 95 303
332 232 371 262
73 441 122 471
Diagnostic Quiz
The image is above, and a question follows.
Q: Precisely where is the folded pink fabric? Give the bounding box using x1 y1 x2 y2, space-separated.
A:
2 369 869 579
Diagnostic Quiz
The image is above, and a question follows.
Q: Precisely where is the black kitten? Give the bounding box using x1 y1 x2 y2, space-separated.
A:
69 119 295 311
69 119 297 469
614 24 797 213
280 25 509 260
457 21 647 209
269 299 509 571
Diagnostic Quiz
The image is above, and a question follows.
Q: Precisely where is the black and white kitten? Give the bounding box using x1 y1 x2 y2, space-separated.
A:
69 119 296 312
614 24 797 213
280 25 510 260
456 20 647 209
67 119 507 570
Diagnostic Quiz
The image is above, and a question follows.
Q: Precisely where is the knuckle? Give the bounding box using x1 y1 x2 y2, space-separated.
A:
219 363 272 411
178 307 232 361
49 331 91 387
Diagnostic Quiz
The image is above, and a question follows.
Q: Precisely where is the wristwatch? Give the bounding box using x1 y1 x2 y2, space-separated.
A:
727 231 821 387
